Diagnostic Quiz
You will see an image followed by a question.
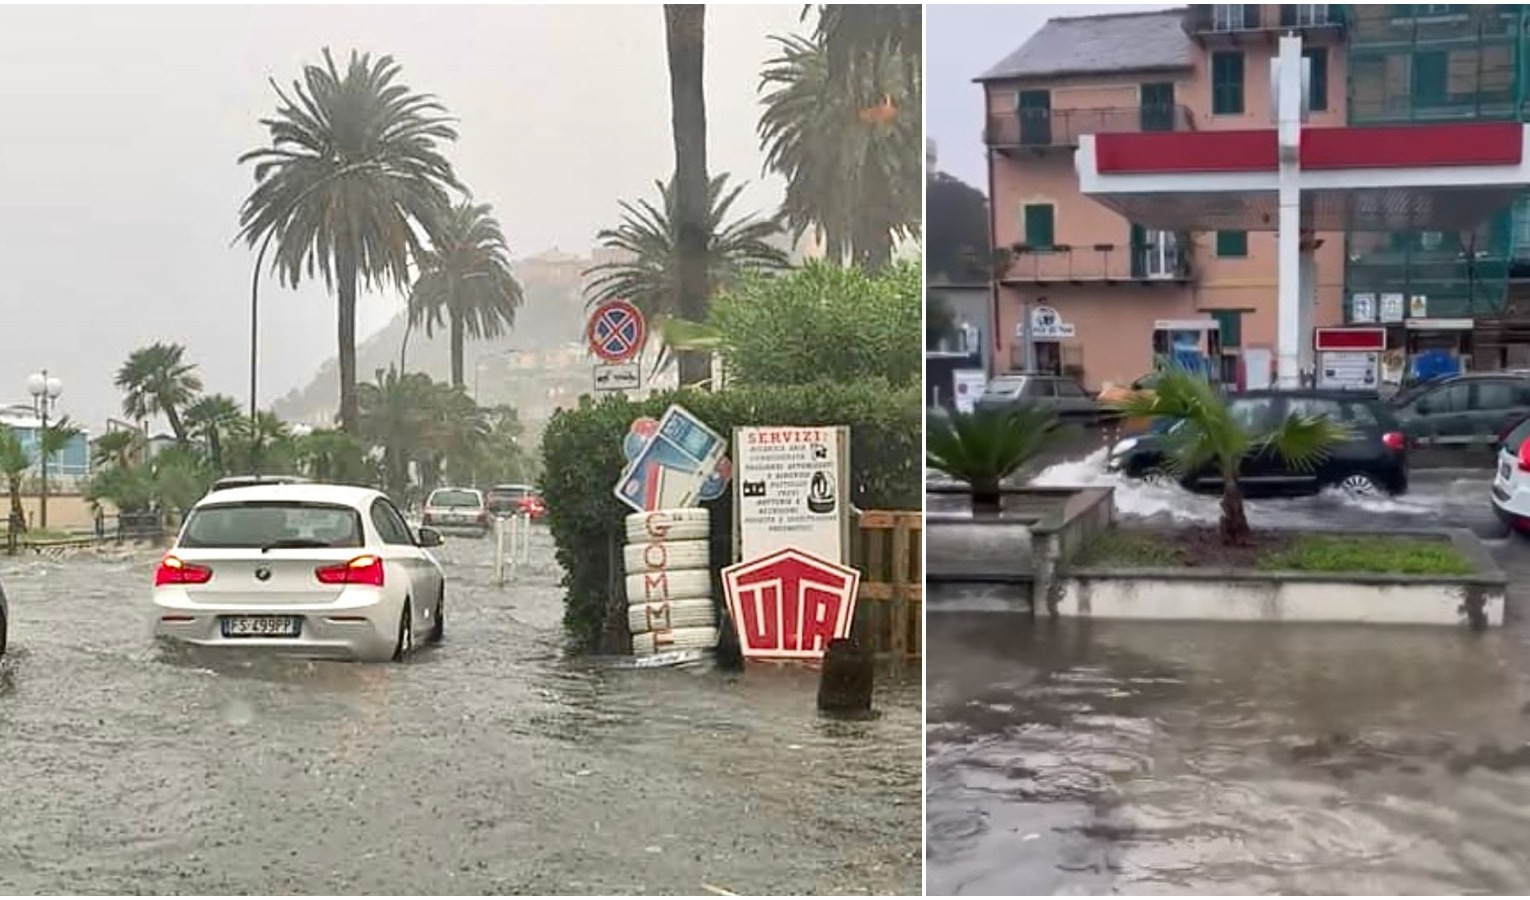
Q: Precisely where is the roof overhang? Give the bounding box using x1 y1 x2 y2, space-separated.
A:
1076 122 1530 232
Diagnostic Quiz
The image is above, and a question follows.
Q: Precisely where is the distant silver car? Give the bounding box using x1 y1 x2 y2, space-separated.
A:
152 483 447 662
421 487 490 537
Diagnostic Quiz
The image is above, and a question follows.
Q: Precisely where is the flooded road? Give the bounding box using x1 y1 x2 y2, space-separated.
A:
0 531 920 895
928 446 1530 894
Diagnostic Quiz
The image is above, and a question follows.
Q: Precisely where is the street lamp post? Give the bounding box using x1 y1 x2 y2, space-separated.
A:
26 370 62 530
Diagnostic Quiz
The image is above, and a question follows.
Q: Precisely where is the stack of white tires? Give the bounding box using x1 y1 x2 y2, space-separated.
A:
624 508 719 657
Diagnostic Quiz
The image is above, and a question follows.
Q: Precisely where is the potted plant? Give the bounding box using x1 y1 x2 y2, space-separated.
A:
926 404 1070 514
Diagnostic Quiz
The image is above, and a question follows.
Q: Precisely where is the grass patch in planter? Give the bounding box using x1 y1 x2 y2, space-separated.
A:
1077 528 1474 576
1259 535 1473 576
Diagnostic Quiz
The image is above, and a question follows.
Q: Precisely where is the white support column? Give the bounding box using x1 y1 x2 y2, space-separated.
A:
1274 34 1305 388
1297 249 1317 380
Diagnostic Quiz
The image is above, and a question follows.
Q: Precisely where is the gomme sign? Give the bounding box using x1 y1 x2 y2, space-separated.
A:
722 547 860 661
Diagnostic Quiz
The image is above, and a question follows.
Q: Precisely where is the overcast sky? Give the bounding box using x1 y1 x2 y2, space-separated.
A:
926 3 1172 189
0 4 804 432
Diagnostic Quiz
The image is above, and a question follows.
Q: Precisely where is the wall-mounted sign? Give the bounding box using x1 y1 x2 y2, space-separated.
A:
1026 305 1075 340
733 426 850 565
1317 351 1379 390
1350 293 1376 323
1380 293 1405 323
614 405 730 513
1313 327 1386 352
721 547 861 662
1409 294 1429 318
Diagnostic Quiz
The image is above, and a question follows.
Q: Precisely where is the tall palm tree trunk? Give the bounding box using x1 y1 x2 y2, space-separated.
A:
163 403 188 444
665 4 710 388
7 476 24 533
337 249 361 434
857 221 894 273
450 311 466 389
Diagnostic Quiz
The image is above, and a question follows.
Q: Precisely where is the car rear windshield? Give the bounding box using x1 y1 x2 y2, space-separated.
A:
427 490 482 508
982 377 1026 397
180 502 363 549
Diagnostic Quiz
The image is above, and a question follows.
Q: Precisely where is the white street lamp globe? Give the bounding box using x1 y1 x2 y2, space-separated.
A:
45 377 62 399
25 372 45 397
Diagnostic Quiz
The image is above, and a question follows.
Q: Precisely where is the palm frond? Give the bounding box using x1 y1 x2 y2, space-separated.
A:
1257 413 1354 474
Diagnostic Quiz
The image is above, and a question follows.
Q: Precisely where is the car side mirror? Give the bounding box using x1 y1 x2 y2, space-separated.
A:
417 527 445 548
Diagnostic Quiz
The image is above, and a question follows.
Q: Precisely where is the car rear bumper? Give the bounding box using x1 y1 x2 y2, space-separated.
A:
151 590 399 662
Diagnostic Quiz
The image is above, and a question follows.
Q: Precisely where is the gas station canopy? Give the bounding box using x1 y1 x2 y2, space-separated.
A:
1075 122 1530 233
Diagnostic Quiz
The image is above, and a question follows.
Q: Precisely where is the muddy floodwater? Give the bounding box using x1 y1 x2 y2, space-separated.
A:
928 451 1530 894
0 531 920 895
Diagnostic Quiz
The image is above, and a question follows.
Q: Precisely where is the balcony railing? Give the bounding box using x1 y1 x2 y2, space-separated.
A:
1185 4 1345 35
985 105 1194 149
999 243 1192 284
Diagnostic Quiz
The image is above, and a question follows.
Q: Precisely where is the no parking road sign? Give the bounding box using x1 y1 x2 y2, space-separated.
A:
587 299 646 363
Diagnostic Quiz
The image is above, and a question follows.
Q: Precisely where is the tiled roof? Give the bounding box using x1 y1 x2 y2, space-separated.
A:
975 7 1192 82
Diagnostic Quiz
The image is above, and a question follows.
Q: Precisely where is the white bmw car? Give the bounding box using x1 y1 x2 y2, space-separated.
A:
152 484 447 662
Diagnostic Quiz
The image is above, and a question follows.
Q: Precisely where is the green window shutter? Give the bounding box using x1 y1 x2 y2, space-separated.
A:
1210 310 1243 348
1305 48 1328 112
1413 51 1447 106
1216 230 1248 257
1212 52 1245 115
1024 204 1055 249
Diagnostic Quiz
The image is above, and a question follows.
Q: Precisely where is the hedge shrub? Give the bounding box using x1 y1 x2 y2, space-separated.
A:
540 379 920 649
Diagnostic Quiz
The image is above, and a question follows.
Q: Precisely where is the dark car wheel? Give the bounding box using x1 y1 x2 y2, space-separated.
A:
1335 472 1383 497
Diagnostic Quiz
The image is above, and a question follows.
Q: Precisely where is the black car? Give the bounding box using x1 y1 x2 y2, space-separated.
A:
1108 389 1409 496
1390 372 1530 448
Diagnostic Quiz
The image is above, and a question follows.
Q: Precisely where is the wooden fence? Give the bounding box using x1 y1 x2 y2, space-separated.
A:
850 510 922 663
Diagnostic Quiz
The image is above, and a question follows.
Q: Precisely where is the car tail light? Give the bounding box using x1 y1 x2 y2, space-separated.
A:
315 555 385 587
155 555 212 586
1381 431 1406 452
1518 439 1530 474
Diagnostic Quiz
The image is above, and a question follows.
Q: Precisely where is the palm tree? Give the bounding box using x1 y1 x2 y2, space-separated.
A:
183 394 244 473
296 428 375 485
426 383 491 487
584 174 789 380
406 202 524 389
758 27 920 271
237 48 462 434
0 428 28 535
814 4 921 90
665 3 710 388
115 343 203 443
926 405 1072 513
1109 364 1351 544
91 429 139 471
224 412 295 477
357 366 438 501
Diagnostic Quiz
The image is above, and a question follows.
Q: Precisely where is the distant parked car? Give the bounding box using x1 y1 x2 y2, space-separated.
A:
421 487 490 537
1390 372 1530 448
974 373 1101 424
1109 389 1410 496
152 483 447 662
485 483 545 520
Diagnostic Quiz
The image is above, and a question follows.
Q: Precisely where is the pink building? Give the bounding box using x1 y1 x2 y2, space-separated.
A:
978 5 1350 389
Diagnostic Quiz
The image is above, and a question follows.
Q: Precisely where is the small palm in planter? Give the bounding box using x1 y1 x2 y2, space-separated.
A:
927 405 1071 513
1108 365 1351 545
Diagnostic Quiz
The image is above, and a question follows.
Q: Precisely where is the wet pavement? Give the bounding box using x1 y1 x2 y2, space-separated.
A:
0 531 920 895
927 447 1530 894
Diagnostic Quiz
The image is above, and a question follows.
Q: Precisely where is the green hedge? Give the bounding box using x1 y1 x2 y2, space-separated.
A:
540 380 921 650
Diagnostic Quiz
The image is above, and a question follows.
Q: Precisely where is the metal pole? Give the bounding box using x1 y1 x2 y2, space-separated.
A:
1020 297 1036 373
250 230 274 422
38 393 48 531
494 515 506 586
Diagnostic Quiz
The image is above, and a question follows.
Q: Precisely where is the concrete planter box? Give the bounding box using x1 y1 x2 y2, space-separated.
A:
1055 529 1507 629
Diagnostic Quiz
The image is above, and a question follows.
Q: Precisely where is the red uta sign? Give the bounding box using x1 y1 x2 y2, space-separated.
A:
722 547 860 661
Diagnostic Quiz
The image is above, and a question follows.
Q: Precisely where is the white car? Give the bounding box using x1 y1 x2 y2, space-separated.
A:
152 484 447 662
1492 416 1530 532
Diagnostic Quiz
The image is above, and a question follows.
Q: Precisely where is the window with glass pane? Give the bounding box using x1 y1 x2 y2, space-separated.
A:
1023 204 1054 249
1305 48 1328 111
1512 195 1530 260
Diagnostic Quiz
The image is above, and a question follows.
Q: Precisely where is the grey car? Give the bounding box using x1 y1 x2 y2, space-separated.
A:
973 373 1101 423
1390 372 1530 448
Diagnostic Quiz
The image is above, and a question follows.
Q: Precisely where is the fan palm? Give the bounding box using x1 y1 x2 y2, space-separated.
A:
584 174 789 381
406 202 524 389
1109 364 1352 544
91 430 139 471
183 394 244 473
926 405 1073 513
237 48 462 434
357 366 438 501
0 428 28 534
758 28 919 272
296 428 376 485
224 412 296 477
115 343 203 443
